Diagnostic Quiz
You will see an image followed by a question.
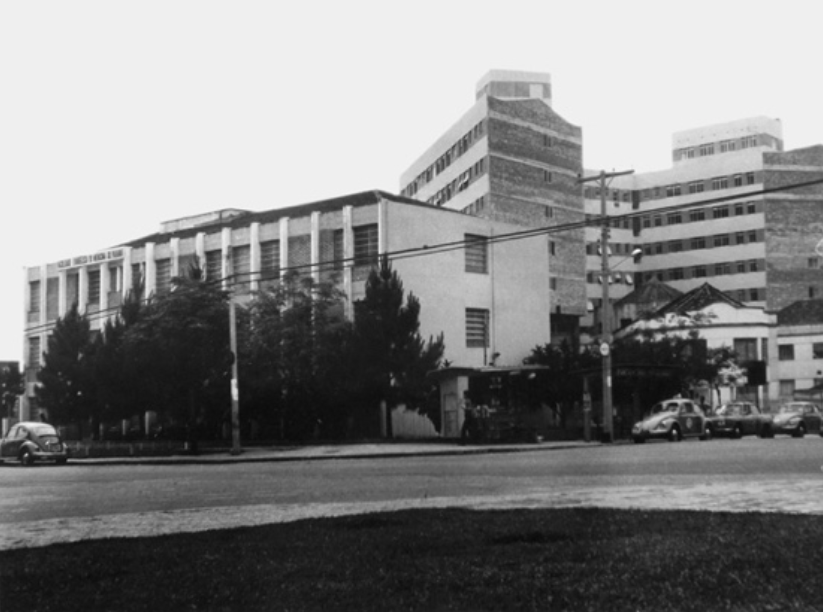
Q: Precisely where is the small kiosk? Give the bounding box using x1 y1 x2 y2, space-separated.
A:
428 365 554 442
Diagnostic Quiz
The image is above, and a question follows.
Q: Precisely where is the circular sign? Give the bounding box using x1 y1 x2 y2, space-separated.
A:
599 342 610 357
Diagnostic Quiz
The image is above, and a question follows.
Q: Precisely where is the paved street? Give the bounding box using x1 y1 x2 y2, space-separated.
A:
3 436 823 550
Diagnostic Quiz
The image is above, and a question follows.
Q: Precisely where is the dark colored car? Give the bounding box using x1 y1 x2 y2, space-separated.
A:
0 422 68 465
763 402 823 438
632 398 709 443
705 401 771 438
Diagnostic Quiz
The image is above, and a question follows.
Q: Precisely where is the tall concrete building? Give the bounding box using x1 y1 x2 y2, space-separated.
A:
401 71 823 353
399 70 587 346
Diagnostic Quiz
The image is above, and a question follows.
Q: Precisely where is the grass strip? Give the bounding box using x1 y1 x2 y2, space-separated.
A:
2 507 821 611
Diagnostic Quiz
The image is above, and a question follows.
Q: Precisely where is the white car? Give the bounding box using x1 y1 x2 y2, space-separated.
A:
632 398 709 443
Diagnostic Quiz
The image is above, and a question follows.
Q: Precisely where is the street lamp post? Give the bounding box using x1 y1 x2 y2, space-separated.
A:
579 169 634 442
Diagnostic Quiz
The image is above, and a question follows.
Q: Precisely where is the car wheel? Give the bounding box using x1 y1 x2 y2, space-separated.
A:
19 449 34 466
669 426 681 442
793 423 806 438
700 425 711 441
734 425 743 439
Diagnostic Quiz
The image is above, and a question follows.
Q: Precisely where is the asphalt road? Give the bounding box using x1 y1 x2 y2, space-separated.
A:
3 436 823 550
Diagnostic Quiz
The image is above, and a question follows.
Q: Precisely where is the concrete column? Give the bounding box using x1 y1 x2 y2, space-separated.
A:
279 217 289 280
78 266 89 314
250 222 261 292
221 227 232 290
122 247 133 297
342 206 354 320
170 237 180 280
58 269 67 318
39 265 48 324
145 242 156 296
310 211 321 285
377 196 388 256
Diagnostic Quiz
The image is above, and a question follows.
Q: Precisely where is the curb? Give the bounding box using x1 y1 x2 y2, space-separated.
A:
62 441 596 466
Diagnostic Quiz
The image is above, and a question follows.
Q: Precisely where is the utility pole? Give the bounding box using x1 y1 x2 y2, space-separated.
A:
578 169 634 442
229 298 241 455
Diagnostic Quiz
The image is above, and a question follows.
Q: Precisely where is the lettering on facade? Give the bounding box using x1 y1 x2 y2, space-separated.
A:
57 248 124 269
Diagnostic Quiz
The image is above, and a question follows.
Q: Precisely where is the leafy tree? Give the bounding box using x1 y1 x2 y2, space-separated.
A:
524 340 600 427
36 304 96 434
352 256 445 435
240 272 353 440
0 363 23 420
123 266 231 452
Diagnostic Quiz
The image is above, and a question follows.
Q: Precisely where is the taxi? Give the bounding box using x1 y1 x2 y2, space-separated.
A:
632 397 709 443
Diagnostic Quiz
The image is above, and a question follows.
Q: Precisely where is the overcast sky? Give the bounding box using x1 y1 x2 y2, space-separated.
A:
2 0 822 361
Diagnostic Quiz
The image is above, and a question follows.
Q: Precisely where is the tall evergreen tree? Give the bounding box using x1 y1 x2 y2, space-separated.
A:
36 304 95 432
0 363 23 421
353 256 445 434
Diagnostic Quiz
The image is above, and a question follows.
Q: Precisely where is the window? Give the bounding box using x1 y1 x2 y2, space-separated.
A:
733 174 743 187
778 345 795 361
813 343 823 359
699 144 715 156
260 240 280 281
691 237 706 250
232 245 251 289
28 336 41 367
155 259 171 294
205 250 222 282
87 269 101 305
466 308 489 348
654 215 662 227
549 241 556 256
667 212 682 225
694 265 707 278
734 338 758 362
689 209 705 222
711 176 729 191
29 281 41 314
714 263 731 276
735 232 746 245
736 261 746 274
734 203 745 216
747 202 757 214
549 277 558 290
688 181 705 194
669 241 683 253
465 234 488 274
746 172 756 185
353 224 379 267
665 184 682 197
713 206 730 219
748 260 759 272
811 286 818 299
748 231 757 243
642 216 651 228
543 170 553 183
721 140 737 153
713 234 730 248
671 268 684 280
543 134 553 147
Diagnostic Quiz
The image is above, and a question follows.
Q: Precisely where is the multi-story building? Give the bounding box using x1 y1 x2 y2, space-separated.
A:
399 70 587 346
21 191 553 421
401 71 823 369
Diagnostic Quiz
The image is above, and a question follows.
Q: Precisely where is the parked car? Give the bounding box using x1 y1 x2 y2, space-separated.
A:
632 398 709 443
705 401 771 438
0 422 68 465
762 402 823 438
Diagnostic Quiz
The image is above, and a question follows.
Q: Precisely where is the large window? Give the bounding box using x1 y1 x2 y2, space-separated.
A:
465 308 489 348
87 269 101 305
205 250 222 282
734 338 758 362
232 245 251 290
28 336 41 367
28 281 41 316
260 240 280 282
464 234 488 274
155 259 171 294
778 344 795 361
354 224 379 267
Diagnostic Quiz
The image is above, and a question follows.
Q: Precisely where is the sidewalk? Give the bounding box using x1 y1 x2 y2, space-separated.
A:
66 439 594 465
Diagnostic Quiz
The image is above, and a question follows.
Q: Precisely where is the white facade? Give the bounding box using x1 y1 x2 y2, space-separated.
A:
22 191 552 419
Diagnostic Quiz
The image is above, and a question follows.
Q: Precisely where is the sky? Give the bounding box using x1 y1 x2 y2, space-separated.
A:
2 0 823 361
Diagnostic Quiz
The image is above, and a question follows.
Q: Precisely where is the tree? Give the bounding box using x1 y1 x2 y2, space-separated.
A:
36 304 96 433
524 340 600 427
123 267 231 451
0 363 23 421
352 256 445 435
240 272 353 440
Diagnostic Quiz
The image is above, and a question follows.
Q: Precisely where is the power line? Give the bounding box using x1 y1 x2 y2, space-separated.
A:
23 176 823 337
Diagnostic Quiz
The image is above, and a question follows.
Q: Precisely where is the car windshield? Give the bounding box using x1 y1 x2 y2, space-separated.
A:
778 404 805 414
716 405 741 416
649 402 679 416
29 425 58 437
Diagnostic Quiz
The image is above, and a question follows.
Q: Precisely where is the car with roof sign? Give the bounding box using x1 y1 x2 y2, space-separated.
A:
632 397 709 443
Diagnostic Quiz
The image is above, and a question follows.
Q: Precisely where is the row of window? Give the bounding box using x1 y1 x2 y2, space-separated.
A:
402 119 487 198
779 342 823 361
641 201 760 228
426 158 486 207
643 229 765 256
583 171 759 204
672 133 782 163
586 258 765 286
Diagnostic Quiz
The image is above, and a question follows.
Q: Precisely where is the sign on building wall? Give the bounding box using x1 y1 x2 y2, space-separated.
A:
57 249 125 269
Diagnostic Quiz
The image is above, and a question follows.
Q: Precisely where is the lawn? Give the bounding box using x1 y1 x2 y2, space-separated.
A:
2 507 822 611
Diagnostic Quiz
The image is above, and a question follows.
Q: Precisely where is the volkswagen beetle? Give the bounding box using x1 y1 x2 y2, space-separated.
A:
0 422 68 465
632 398 709 443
